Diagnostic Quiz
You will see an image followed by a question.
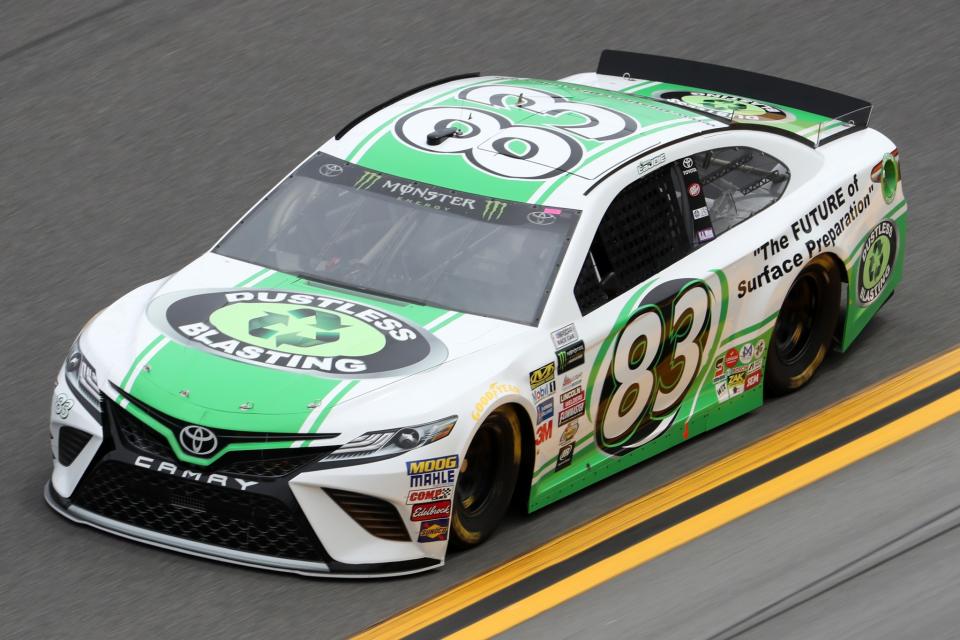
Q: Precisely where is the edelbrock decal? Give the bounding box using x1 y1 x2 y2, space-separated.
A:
149 289 447 378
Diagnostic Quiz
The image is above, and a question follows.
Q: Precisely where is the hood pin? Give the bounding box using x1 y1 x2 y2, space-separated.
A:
239 402 254 411
179 389 190 398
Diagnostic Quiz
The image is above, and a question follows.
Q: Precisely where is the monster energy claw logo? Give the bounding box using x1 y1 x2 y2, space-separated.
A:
857 221 897 306
481 199 506 221
354 171 382 190
153 289 448 378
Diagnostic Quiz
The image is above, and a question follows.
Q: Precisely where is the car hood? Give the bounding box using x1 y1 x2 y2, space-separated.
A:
91 253 532 434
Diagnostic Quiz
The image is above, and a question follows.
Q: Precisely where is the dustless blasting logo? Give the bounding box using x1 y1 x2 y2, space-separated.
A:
150 289 447 378
857 221 897 305
657 91 791 122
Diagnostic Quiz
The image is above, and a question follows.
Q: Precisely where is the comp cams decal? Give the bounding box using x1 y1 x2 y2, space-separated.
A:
591 279 714 456
149 289 448 378
656 90 792 122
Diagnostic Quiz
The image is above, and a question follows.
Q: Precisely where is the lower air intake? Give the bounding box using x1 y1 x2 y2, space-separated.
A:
326 488 410 542
58 427 92 466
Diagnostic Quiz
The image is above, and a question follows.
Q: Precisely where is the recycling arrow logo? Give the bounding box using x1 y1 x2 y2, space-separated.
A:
247 308 347 348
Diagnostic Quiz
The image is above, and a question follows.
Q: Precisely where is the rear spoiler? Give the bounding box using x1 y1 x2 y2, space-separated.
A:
597 50 871 146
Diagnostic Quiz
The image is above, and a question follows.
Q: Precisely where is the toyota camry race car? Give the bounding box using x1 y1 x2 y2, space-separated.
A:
46 51 906 577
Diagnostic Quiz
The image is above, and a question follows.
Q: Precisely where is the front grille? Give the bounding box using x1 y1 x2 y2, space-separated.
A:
326 488 410 542
73 462 325 561
110 400 332 479
58 427 92 466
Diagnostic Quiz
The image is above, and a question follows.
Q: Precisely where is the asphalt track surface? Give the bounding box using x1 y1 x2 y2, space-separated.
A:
1 1 958 638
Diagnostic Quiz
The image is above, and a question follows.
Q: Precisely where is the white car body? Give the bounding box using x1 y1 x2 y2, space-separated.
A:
47 53 906 576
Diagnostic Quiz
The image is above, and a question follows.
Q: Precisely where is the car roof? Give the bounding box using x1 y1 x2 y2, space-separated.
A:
321 75 725 207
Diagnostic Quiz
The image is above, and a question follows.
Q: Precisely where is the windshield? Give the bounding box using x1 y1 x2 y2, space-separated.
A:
214 153 580 325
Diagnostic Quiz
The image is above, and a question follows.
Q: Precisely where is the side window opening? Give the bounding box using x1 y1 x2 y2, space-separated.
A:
694 146 790 236
574 165 691 315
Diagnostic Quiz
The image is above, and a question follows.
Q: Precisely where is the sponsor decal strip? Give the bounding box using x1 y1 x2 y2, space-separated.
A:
353 346 960 640
423 310 462 332
719 310 778 349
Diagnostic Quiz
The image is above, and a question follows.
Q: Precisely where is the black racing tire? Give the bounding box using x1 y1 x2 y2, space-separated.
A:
450 407 522 548
766 255 842 395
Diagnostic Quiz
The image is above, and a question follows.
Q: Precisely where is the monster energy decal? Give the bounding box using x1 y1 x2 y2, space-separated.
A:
149 289 448 378
300 152 579 230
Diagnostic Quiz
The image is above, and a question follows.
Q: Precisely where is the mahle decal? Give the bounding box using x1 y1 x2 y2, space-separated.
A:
593 279 714 455
151 289 447 378
857 221 897 305
656 91 791 122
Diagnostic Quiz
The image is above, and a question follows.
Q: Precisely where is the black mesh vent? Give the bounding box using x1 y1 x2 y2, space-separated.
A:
110 400 331 479
326 488 410 542
72 462 324 561
58 427 92 466
574 165 691 314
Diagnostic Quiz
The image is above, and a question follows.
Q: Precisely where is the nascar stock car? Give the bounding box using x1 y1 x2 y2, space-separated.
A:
46 51 905 577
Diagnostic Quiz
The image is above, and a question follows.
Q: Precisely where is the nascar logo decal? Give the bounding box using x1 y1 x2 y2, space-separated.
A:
149 289 448 378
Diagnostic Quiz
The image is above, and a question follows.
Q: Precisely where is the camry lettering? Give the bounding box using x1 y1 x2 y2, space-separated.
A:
133 455 258 491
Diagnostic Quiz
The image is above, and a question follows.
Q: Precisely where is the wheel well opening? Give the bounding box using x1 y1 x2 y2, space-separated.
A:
818 251 848 346
498 402 535 513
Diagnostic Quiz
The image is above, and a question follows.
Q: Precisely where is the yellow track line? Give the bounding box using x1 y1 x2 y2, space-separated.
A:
451 387 960 638
353 347 960 640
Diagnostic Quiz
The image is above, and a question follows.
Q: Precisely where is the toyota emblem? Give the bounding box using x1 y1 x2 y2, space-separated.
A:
318 163 344 178
179 425 218 456
526 210 556 226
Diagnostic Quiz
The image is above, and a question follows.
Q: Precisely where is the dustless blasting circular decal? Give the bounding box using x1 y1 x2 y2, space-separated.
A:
592 279 715 456
857 221 897 306
148 289 448 378
657 91 791 122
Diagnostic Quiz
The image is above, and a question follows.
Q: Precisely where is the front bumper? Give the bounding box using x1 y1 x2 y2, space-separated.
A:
45 482 437 578
46 377 446 578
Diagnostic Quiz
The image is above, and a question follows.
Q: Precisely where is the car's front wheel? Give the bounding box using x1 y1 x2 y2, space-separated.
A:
450 407 521 548
766 255 842 394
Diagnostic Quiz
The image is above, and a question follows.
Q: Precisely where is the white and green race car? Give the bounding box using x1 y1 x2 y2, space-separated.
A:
46 51 906 577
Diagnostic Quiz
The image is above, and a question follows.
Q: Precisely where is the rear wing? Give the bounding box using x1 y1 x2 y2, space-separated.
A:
597 50 872 147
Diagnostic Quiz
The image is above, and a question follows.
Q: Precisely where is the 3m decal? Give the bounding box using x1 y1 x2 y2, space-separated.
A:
594 279 712 455
529 363 556 388
535 419 553 445
470 382 522 421
857 220 897 305
556 340 585 374
418 519 449 542
151 289 447 378
406 487 453 504
410 500 452 522
407 455 459 488
536 398 555 423
657 91 791 122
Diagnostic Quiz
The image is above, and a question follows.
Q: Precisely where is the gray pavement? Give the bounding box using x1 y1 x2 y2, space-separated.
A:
505 414 960 640
1 1 958 639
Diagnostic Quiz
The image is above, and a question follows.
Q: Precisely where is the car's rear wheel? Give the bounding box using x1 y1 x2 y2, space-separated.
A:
450 407 521 548
766 255 842 395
